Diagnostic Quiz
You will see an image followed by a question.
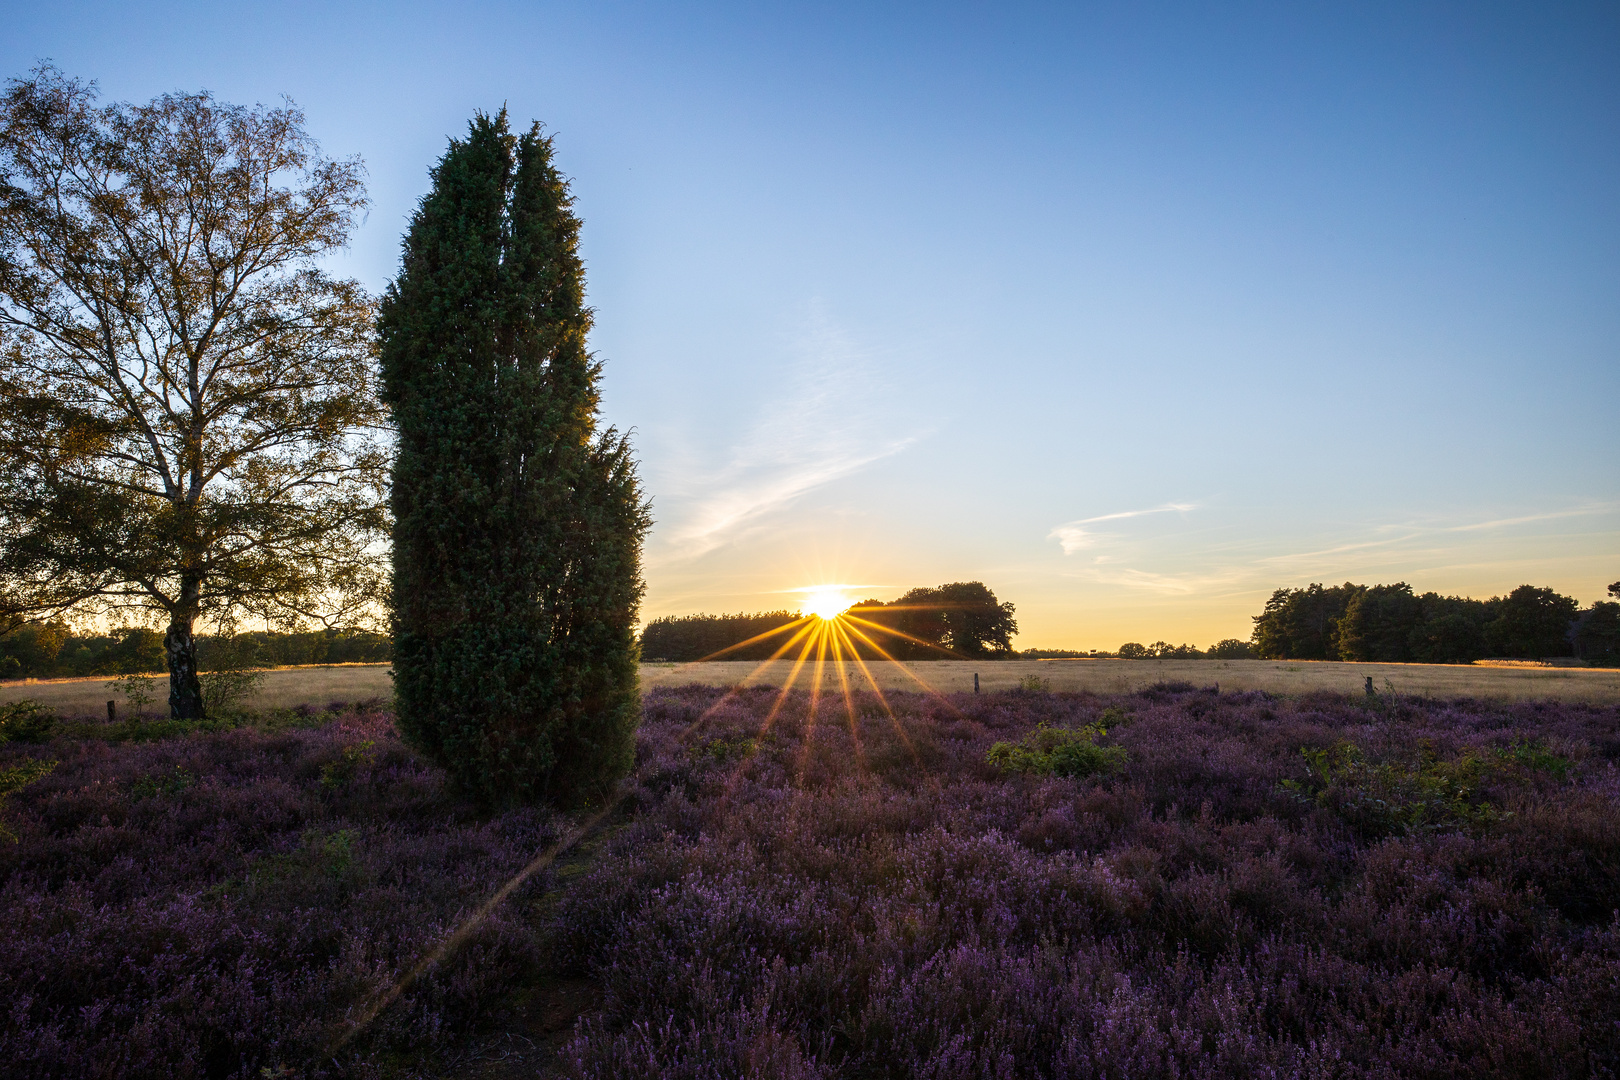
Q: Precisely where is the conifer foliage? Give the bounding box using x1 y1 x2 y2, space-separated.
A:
380 113 649 807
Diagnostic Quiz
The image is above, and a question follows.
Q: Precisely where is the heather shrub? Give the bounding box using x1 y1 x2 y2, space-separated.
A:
0 706 564 1076
5 682 1619 1077
550 683 1620 1078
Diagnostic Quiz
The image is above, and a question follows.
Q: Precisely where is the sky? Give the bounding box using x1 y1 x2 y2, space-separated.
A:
5 1 1616 649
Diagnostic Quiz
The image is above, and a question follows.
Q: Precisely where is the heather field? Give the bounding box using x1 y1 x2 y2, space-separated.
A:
2 683 1619 1078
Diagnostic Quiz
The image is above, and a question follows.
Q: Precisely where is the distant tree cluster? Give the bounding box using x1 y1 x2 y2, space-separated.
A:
1206 638 1258 659
0 622 390 678
1112 641 1254 659
0 622 163 677
1250 582 1617 665
1018 648 1111 659
1021 640 1256 660
640 582 1017 662
639 611 802 662
852 582 1018 660
1117 641 1206 660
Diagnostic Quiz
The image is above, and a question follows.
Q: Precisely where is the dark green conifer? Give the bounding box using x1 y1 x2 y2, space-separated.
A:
379 113 649 807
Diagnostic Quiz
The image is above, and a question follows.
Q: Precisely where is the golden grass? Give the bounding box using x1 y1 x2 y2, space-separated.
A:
0 664 395 715
642 658 1620 704
5 658 1617 714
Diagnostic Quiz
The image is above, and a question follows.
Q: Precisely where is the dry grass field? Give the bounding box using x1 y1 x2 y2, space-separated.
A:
0 663 396 715
5 657 1619 714
644 657 1620 702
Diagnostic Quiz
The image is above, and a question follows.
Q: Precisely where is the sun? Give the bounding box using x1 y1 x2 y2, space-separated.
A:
802 586 851 621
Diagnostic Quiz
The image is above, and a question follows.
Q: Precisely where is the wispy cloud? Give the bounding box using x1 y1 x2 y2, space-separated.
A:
1254 502 1620 575
1430 504 1617 534
664 441 913 557
1046 500 1619 600
653 309 925 562
1048 503 1197 555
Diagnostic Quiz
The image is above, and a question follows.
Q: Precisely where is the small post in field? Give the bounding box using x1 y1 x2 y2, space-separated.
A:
1364 676 1375 697
973 672 980 694
107 699 116 722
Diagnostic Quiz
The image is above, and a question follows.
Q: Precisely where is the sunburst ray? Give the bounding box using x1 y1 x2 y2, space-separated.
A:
838 616 966 718
676 618 820 742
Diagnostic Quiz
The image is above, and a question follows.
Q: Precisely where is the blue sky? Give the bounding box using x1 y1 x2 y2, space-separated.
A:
7 1 1616 647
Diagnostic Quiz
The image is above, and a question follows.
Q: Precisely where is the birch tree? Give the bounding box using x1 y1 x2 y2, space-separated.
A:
0 66 385 718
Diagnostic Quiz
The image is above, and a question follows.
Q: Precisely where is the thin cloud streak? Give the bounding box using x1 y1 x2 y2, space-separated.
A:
1048 502 1197 555
1429 503 1617 534
662 438 915 559
1056 501 1619 598
648 307 927 563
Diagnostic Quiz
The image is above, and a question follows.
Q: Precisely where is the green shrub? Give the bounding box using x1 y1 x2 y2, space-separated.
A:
0 757 56 842
131 765 196 800
201 667 266 718
106 672 159 717
987 722 1126 778
1281 738 1571 838
320 740 377 789
0 699 55 743
209 828 366 906
691 736 758 764
197 632 267 718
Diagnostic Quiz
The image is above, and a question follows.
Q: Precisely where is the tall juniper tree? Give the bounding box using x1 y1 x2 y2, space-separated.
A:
380 112 649 807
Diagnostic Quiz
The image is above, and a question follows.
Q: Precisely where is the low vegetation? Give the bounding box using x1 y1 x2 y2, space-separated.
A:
985 716 1128 777
550 684 1620 1077
0 702 564 1076
2 684 1618 1077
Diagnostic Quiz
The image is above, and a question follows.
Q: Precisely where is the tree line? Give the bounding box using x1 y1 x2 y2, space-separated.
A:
1114 639 1257 660
1250 581 1620 665
640 582 1017 662
0 623 391 679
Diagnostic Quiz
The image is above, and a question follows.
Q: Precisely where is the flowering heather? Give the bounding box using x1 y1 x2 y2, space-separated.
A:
0 705 564 1078
2 685 1618 1078
552 684 1620 1079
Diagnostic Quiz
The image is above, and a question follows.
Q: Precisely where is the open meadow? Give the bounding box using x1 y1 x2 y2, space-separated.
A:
1 680 1618 1077
644 657 1620 703
5 657 1620 717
